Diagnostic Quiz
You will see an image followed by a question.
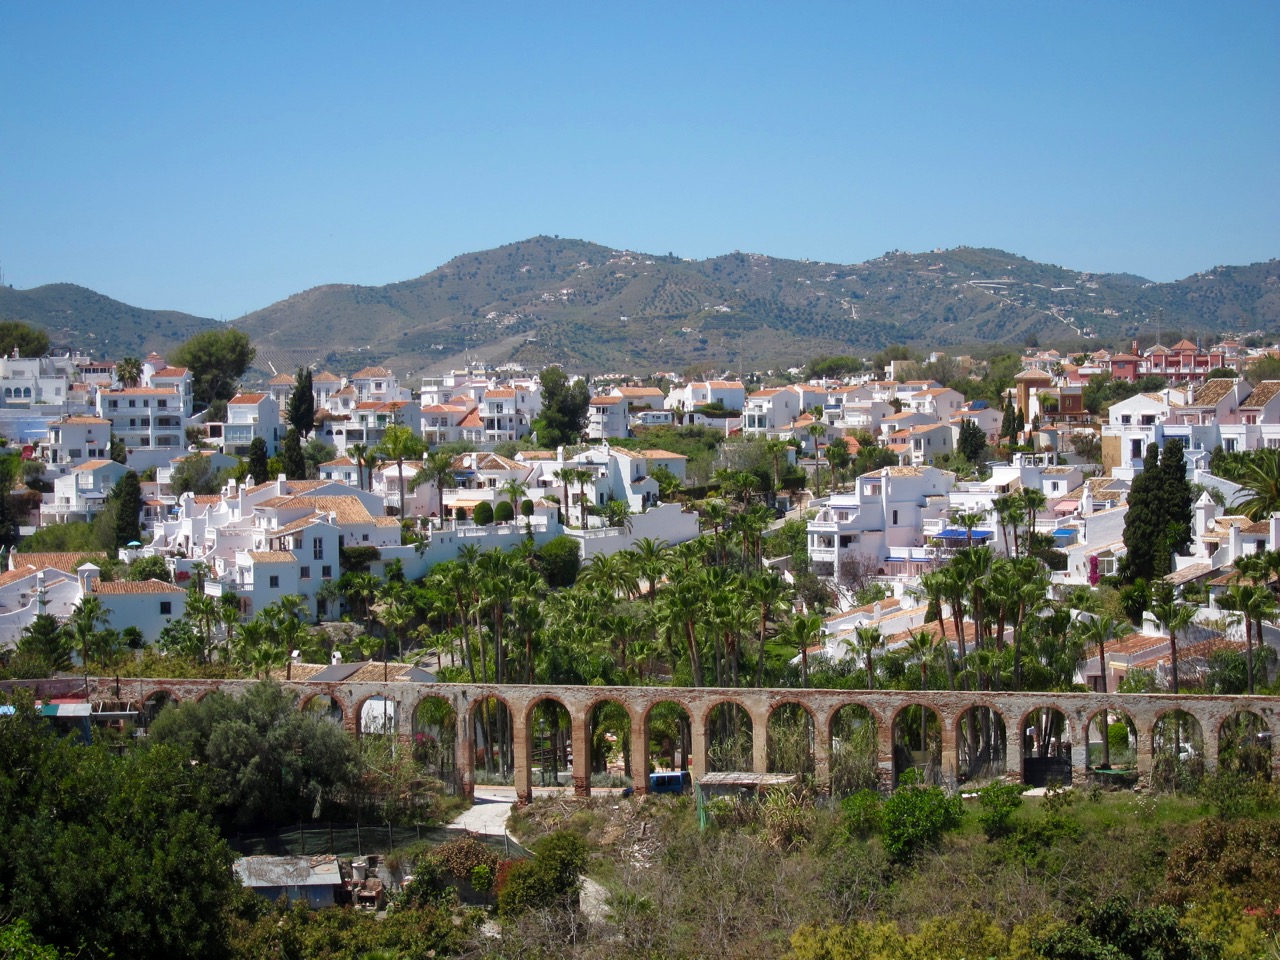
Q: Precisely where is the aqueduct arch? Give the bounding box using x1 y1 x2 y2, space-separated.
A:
49 677 1280 805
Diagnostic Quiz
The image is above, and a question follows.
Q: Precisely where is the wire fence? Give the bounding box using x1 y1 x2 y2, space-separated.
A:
230 821 529 859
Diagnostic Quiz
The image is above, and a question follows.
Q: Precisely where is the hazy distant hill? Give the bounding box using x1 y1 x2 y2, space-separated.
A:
0 283 219 358
6 240 1277 376
232 237 1280 377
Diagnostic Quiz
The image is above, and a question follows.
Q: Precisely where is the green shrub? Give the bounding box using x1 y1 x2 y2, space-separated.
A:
976 781 1028 840
473 502 494 526
881 783 963 863
496 830 589 918
839 789 883 840
494 500 515 523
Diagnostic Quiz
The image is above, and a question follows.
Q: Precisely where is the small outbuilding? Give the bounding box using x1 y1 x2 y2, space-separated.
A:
233 855 344 908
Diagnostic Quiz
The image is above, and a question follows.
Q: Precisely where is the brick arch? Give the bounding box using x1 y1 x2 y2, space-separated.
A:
1214 705 1273 741
1150 706 1206 751
1015 703 1077 745
582 693 639 727
350 691 402 736
522 693 573 727
298 692 347 725
140 686 183 707
952 702 1010 783
765 697 818 726
888 700 945 736
1081 704 1139 769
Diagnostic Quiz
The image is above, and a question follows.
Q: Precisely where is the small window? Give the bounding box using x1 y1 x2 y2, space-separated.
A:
892 510 899 525
312 537 323 560
362 533 369 542
300 566 311 579
160 601 172 615
322 565 332 579
269 575 280 588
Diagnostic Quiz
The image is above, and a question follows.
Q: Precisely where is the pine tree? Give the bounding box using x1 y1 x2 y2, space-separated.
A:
112 471 143 548
281 428 306 480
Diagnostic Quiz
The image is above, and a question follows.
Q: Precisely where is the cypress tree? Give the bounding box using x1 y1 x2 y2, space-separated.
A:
1000 400 1015 442
1156 438 1193 573
113 471 143 548
246 437 269 485
1122 443 1164 581
286 368 315 438
281 428 306 480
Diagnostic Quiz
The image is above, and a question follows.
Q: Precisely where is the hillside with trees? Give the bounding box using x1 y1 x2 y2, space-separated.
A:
0 283 219 357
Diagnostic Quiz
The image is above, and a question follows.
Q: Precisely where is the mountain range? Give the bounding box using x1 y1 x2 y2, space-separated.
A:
4 237 1277 378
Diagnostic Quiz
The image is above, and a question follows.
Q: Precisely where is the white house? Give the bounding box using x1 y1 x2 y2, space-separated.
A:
41 459 130 526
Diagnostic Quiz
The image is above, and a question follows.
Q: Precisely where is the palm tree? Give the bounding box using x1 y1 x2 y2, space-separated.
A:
68 595 109 668
1221 581 1270 696
348 443 370 491
994 494 1023 558
787 611 823 688
499 476 528 519
376 424 423 518
1019 488 1048 556
410 450 457 522
808 423 827 498
851 625 885 690
626 537 669 604
1234 448 1280 520
1079 614 1119 768
1150 582 1195 695
952 510 986 548
116 356 143 389
186 591 218 663
746 572 790 687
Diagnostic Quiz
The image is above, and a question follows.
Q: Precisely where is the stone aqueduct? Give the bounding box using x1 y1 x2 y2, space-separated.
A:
65 678 1280 804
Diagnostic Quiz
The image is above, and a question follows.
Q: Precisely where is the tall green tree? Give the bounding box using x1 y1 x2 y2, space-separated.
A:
0 321 49 358
111 471 142 548
280 427 306 480
285 367 315 437
410 450 457 519
957 417 986 462
0 451 20 549
16 613 72 671
0 692 238 959
377 422 423 516
532 367 590 447
1121 443 1165 581
115 355 143 388
168 327 255 410
245 436 269 483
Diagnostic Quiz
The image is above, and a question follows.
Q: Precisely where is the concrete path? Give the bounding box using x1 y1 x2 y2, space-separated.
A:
449 786 516 837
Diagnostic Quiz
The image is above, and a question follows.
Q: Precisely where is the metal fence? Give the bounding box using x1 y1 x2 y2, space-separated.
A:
230 821 528 859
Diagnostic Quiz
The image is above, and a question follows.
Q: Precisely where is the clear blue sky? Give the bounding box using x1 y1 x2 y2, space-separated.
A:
2 2 1276 321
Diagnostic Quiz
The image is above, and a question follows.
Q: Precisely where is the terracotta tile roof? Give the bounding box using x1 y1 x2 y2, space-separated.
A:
616 387 663 398
192 494 222 504
1191 378 1240 406
639 449 686 460
485 388 516 399
268 373 296 385
152 366 190 377
1241 380 1280 410
110 387 179 396
230 393 268 405
321 457 356 467
93 579 185 595
56 416 110 425
271 515 325 536
248 551 296 564
289 495 376 524
591 395 622 405
313 372 341 383
374 517 401 527
885 466 924 476
0 566 40 589
352 366 392 379
1014 369 1053 380
451 452 525 472
459 411 482 428
71 459 117 472
1171 339 1199 351
256 496 294 508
